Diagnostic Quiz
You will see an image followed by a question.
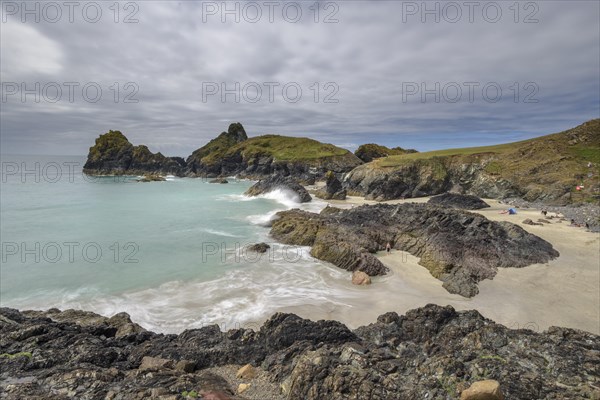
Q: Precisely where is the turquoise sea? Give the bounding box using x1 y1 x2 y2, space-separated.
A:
0 155 358 332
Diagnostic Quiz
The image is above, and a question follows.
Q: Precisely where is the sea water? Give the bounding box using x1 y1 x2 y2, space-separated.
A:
0 155 357 332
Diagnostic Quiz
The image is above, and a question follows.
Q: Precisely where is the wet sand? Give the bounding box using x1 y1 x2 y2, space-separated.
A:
283 195 600 335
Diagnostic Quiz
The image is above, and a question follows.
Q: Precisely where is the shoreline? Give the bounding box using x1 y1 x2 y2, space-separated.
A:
306 193 599 334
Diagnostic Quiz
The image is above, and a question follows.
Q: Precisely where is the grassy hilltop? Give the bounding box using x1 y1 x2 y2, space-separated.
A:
346 119 600 204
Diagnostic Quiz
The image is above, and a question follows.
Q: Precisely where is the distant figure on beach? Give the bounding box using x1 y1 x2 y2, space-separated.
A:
386 242 392 253
541 209 548 216
500 208 517 215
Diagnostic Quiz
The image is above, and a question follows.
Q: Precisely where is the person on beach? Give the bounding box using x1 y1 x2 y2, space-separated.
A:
386 242 392 253
541 209 548 216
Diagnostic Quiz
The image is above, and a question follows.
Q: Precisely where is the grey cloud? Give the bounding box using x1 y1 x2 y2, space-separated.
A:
1 0 598 156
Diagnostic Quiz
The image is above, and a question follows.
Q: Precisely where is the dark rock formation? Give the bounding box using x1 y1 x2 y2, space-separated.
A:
136 174 166 182
355 143 418 163
185 123 249 177
270 203 559 297
209 178 229 184
83 130 186 176
245 176 312 203
315 171 347 200
1 305 597 399
428 192 491 210
247 243 270 253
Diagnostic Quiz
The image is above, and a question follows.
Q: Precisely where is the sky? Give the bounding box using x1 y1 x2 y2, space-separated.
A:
1 0 599 156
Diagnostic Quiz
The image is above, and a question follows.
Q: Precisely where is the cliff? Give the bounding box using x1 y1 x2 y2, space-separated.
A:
345 119 600 204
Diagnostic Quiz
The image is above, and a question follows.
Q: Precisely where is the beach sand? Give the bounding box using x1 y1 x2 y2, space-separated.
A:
282 195 600 335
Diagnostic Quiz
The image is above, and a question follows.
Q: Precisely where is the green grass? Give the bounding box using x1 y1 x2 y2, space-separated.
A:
0 352 32 359
202 134 350 164
378 139 534 167
570 145 600 164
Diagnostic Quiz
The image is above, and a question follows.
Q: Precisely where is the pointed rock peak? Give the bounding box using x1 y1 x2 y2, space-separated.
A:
227 122 248 142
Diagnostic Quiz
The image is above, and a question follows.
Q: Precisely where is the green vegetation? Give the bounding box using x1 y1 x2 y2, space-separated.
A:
87 130 133 161
373 119 600 203
0 352 32 359
182 390 198 398
201 134 351 165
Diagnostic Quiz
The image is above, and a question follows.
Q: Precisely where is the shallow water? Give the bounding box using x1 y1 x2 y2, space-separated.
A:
0 155 358 332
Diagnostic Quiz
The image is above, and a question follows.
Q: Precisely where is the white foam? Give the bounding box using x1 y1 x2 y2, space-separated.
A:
6 255 356 334
201 228 242 238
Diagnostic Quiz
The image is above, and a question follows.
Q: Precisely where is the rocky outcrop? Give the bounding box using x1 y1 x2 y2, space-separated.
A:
83 130 186 176
270 204 559 297
315 171 346 200
1 305 597 399
209 178 229 184
354 143 418 163
428 192 490 210
247 243 270 253
345 119 600 204
185 124 362 180
245 176 312 203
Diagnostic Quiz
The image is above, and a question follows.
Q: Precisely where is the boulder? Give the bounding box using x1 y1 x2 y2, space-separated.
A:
138 356 173 371
245 175 312 203
136 174 166 182
428 192 490 210
351 270 372 285
522 218 543 226
236 364 256 379
209 178 228 184
247 243 270 253
460 380 504 400
237 383 251 394
315 171 347 200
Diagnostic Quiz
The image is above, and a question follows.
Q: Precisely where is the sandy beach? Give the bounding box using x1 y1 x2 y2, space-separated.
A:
285 192 600 335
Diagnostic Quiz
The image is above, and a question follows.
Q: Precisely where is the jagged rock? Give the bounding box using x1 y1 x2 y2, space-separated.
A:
245 175 312 203
136 173 166 182
354 143 418 163
428 192 490 210
315 171 347 200
209 177 229 184
0 305 597 399
247 243 270 253
270 203 559 297
83 130 185 176
460 380 504 400
351 270 371 285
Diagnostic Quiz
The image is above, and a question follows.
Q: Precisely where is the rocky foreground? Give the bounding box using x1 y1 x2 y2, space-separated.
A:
270 203 559 297
1 305 598 399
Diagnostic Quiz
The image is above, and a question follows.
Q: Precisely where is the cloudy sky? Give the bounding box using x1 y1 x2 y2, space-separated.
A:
1 0 599 156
